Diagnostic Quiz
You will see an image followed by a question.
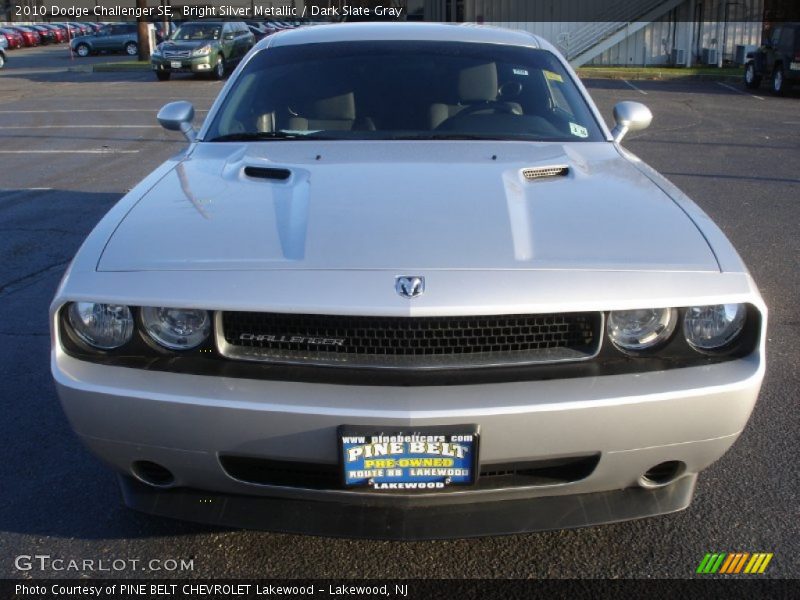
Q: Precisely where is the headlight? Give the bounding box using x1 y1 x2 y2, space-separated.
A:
140 307 211 350
192 44 212 57
683 304 746 351
607 307 676 352
67 302 134 350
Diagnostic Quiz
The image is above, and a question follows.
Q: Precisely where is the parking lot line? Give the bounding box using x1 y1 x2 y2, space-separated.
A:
0 149 139 154
716 82 764 100
0 109 208 113
622 80 648 95
0 125 161 129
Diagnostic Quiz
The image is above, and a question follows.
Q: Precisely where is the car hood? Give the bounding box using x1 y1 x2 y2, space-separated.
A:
160 40 215 51
98 141 719 273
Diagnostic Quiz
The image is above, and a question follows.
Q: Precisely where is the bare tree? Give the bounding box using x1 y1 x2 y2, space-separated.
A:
137 0 151 61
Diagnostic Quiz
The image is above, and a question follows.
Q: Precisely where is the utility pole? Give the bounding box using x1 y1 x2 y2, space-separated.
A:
137 0 151 61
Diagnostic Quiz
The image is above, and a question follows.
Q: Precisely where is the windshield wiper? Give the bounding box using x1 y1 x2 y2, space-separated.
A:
206 131 336 142
388 133 509 141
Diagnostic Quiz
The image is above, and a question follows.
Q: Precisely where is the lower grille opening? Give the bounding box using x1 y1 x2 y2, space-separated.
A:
219 454 599 491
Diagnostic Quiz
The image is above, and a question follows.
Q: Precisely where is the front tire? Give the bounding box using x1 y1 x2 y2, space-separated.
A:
771 66 786 95
75 43 90 57
124 42 138 57
213 54 225 80
744 63 761 89
155 70 170 81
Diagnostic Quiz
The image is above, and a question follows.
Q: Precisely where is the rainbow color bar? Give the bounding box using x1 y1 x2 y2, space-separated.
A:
696 552 773 574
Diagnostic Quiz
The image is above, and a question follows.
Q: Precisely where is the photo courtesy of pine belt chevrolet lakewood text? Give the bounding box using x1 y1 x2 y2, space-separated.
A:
50 23 766 540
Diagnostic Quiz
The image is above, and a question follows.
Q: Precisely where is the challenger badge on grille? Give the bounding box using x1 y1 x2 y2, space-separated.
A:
239 333 346 346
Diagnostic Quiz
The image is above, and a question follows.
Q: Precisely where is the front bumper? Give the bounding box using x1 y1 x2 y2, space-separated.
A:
120 472 698 540
152 55 215 73
53 343 763 537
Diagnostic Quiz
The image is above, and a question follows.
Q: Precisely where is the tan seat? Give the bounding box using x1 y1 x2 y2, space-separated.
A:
429 62 520 129
284 93 375 132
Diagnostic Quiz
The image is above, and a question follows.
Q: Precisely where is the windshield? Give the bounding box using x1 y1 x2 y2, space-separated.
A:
205 41 604 142
171 23 221 42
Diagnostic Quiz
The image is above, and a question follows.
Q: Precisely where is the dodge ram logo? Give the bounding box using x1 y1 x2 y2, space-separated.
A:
396 276 425 299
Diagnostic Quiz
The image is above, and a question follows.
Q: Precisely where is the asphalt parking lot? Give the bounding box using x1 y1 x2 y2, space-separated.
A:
1 44 798 579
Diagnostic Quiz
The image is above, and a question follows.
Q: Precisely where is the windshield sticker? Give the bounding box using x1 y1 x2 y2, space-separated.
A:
544 70 564 83
569 122 589 138
512 68 529 76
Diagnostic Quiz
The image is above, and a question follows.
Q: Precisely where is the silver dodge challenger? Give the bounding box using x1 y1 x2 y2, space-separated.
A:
51 23 766 539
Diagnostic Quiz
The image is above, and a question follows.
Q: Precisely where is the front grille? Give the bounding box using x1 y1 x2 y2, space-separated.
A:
163 50 191 59
218 311 601 369
219 454 600 491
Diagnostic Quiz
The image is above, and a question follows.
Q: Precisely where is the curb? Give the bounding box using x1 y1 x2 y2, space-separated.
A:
66 65 93 73
576 70 743 84
92 64 151 72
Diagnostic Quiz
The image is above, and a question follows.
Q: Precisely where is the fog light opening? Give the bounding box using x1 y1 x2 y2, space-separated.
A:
638 461 686 489
132 461 175 487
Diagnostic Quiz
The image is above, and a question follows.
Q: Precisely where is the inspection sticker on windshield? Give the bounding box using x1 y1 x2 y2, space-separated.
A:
513 68 529 76
339 425 479 490
570 122 589 138
544 70 564 83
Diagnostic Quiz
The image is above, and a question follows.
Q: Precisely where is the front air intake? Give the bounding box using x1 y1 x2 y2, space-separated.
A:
243 166 291 181
522 165 569 180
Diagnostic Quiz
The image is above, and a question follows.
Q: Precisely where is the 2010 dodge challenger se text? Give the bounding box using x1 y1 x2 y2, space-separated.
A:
50 23 766 539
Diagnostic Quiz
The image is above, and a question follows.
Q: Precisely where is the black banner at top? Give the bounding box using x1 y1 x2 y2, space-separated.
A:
6 0 800 23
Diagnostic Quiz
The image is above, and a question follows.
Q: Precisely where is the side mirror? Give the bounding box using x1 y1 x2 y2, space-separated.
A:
611 101 652 143
157 101 196 142
224 32 235 40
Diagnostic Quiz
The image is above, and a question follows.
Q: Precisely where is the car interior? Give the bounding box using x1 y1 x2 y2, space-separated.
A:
211 44 600 142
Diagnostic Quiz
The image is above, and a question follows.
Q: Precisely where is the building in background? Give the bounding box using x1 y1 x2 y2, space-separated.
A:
424 0 766 67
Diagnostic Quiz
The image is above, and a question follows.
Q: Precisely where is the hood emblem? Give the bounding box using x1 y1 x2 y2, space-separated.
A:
396 276 425 299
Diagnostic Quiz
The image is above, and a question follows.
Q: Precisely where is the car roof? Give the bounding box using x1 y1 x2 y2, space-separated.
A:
263 22 547 51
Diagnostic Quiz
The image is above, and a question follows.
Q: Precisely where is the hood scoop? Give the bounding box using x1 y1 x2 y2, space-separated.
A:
522 165 569 181
244 166 292 181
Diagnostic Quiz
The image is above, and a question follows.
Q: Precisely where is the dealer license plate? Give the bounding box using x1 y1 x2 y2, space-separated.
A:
170 61 182 69
339 425 479 491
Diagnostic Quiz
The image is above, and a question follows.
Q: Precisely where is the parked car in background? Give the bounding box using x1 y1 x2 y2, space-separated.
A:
70 22 92 36
0 28 23 50
245 21 270 42
82 22 105 34
71 23 139 57
40 24 67 43
53 23 81 39
745 22 800 95
0 44 5 69
53 23 767 539
261 20 286 36
7 25 40 47
151 21 254 81
30 24 57 45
